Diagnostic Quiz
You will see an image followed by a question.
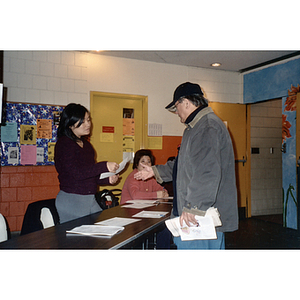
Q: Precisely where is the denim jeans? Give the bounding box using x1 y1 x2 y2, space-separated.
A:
174 231 225 250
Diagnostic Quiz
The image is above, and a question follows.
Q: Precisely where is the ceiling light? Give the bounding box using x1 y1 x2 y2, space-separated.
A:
211 62 221 67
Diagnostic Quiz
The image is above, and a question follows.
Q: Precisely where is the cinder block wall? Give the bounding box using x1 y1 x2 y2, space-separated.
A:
250 99 283 215
0 166 59 231
4 51 89 106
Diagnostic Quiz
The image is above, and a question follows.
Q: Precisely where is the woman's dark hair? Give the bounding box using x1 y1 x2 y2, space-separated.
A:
57 103 89 141
133 149 155 169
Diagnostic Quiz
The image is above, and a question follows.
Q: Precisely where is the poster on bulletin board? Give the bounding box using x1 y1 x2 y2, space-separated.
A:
0 102 64 166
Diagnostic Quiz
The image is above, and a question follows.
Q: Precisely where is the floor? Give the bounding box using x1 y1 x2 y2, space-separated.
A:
225 214 300 249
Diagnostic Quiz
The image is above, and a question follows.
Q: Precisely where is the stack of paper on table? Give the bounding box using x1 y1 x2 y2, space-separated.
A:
67 217 143 237
95 217 141 226
122 200 158 209
165 207 222 240
66 225 124 237
132 210 169 218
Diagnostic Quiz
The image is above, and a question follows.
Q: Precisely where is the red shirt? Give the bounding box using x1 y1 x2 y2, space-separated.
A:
120 169 164 204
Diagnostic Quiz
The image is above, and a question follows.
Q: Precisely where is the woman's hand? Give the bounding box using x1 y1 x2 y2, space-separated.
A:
134 163 154 180
156 190 164 198
179 211 198 227
163 189 169 198
109 174 119 185
107 162 119 173
156 189 169 198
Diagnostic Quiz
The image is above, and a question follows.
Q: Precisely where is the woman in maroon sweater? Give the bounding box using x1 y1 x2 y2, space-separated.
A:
55 103 119 223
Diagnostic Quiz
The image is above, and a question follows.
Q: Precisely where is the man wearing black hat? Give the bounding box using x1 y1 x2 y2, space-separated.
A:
135 82 238 249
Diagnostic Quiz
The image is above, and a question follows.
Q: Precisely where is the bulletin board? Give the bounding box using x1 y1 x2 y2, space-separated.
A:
0 102 64 166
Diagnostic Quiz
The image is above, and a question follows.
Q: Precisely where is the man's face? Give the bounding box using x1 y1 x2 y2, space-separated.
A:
175 99 189 123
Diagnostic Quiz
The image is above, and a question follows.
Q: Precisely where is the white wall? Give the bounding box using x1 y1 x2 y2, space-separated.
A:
4 51 89 107
4 50 243 136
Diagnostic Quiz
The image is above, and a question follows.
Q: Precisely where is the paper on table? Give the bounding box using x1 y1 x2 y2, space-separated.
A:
100 157 130 179
122 199 158 209
127 197 173 201
132 211 168 218
122 203 155 209
126 200 158 204
66 225 124 237
95 217 141 226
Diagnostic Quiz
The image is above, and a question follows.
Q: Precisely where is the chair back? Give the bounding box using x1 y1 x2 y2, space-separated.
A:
40 207 55 229
0 213 8 243
21 199 60 235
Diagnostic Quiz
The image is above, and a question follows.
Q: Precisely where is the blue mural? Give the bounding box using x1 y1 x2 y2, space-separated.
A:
244 57 300 230
244 57 300 104
282 96 297 229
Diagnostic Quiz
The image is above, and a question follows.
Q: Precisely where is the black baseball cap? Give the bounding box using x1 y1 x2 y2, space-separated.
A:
166 82 203 111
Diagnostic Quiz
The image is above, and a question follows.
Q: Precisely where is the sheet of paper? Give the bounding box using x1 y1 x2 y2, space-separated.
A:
100 132 114 142
37 119 52 139
1 122 18 142
20 145 37 165
48 142 56 162
123 136 135 152
205 207 222 227
122 199 158 209
126 198 173 202
36 147 44 163
126 200 158 204
132 211 168 218
100 156 130 179
180 215 217 240
20 125 37 145
8 147 19 164
165 215 217 241
148 123 162 136
123 118 135 136
95 217 141 227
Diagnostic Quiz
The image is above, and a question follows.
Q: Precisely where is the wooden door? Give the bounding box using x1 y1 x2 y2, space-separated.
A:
209 102 250 217
90 91 148 190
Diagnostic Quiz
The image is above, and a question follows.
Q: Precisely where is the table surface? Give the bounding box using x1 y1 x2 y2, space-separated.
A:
0 202 172 249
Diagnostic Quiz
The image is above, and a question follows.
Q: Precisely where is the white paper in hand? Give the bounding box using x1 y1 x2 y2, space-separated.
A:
100 157 130 179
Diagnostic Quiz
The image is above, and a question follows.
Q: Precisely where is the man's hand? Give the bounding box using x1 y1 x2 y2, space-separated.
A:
134 163 154 180
179 211 198 227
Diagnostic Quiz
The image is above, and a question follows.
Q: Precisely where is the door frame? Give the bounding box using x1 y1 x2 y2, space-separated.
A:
90 91 148 150
246 104 251 217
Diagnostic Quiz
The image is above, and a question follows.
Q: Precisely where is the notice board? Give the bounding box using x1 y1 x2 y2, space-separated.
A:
0 102 64 166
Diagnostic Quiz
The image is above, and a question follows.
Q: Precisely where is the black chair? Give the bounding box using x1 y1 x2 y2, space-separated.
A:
20 199 60 235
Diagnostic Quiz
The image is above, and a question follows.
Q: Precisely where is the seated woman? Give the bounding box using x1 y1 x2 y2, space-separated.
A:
120 149 169 204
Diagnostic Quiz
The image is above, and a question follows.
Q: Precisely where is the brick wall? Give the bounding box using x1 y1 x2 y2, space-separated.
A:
0 165 60 232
